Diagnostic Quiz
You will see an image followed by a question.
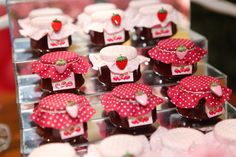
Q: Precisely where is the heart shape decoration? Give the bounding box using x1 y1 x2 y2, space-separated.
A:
55 59 67 74
210 82 223 97
135 90 148 106
176 45 188 59
66 101 79 118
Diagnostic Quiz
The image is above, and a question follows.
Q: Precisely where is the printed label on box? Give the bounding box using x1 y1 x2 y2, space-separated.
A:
128 112 153 127
110 72 134 83
104 30 125 45
52 72 75 91
171 65 192 75
47 36 69 49
151 24 172 38
59 123 84 140
205 105 224 118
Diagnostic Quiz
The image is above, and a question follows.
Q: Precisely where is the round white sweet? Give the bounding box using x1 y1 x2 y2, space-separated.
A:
161 128 204 151
29 7 63 19
84 3 116 15
98 135 144 157
100 45 137 62
214 119 236 144
28 143 78 157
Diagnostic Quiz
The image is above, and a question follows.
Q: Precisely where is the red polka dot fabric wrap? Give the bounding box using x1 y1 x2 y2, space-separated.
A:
31 93 95 129
148 38 207 65
167 76 232 109
101 83 163 117
32 51 90 81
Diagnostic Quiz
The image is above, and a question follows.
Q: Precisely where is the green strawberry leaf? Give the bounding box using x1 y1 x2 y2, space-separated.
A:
56 59 67 65
116 55 127 62
177 45 187 52
159 8 167 13
123 152 134 157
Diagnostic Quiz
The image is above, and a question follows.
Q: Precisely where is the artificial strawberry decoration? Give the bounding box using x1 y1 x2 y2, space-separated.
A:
65 101 79 118
111 13 121 26
176 45 187 59
210 82 223 97
116 55 128 70
135 90 148 106
157 8 168 22
55 59 67 74
51 19 62 32
123 152 135 157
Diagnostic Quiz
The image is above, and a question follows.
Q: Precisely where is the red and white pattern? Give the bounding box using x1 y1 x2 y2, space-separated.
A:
32 51 90 82
148 38 207 65
167 76 232 109
31 93 95 129
101 83 163 117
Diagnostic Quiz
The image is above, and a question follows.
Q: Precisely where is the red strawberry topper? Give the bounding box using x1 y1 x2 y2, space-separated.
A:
55 59 67 74
210 82 223 97
111 13 121 26
157 8 168 22
116 55 128 70
51 18 62 32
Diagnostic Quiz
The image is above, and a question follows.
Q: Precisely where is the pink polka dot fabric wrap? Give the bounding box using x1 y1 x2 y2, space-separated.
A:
101 83 163 117
32 51 90 82
31 93 95 129
167 76 232 109
148 38 207 65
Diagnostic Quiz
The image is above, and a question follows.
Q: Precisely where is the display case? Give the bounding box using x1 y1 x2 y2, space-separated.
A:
6 0 234 156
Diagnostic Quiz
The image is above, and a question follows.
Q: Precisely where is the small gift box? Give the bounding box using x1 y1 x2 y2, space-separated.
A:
132 4 178 45
84 9 131 46
101 83 163 131
89 45 149 89
32 51 90 93
84 134 150 157
167 75 232 120
148 38 208 82
19 11 77 56
31 93 95 144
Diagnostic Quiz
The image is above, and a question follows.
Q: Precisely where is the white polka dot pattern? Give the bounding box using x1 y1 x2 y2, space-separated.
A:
32 51 91 82
101 83 164 117
167 76 232 109
148 38 207 64
31 93 95 129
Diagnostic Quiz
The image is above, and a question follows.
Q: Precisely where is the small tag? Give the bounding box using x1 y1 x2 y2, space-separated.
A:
205 105 224 118
128 112 153 127
151 24 172 38
59 123 84 140
104 30 125 45
52 72 76 91
47 35 69 49
171 65 192 75
110 72 134 83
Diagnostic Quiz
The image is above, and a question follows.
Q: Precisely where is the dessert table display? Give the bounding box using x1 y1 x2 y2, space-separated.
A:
6 0 236 156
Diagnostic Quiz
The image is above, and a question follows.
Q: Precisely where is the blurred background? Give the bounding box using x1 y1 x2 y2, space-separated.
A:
0 0 235 156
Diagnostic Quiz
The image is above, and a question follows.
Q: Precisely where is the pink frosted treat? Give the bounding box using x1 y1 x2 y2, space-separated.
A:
168 75 232 120
18 9 77 56
101 83 163 132
28 143 79 157
89 45 149 89
32 51 90 93
31 93 95 145
84 134 150 157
